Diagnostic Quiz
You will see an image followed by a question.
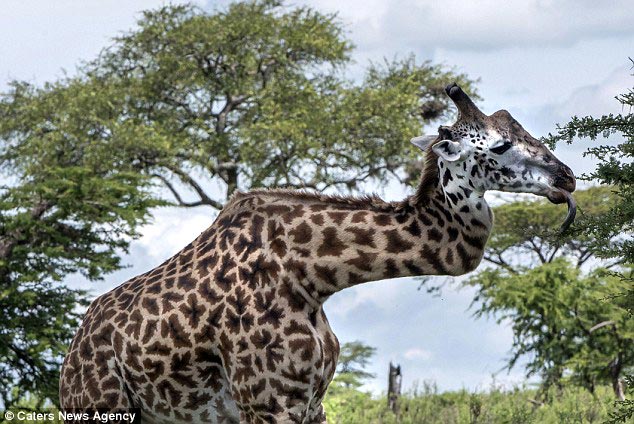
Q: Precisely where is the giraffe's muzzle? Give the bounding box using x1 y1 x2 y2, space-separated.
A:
544 162 576 203
546 164 577 232
545 188 576 233
554 164 576 193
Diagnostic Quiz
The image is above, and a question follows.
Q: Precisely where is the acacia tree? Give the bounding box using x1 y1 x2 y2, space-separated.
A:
87 1 476 208
322 341 377 421
545 63 634 311
466 187 634 400
332 341 377 390
0 79 159 406
545 62 634 421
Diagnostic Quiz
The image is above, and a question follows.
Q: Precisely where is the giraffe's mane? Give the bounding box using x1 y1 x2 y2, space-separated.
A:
227 188 402 212
413 143 441 204
225 146 440 213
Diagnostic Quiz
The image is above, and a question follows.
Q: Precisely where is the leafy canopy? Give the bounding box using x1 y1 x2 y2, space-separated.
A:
85 1 477 208
0 79 160 406
330 341 377 391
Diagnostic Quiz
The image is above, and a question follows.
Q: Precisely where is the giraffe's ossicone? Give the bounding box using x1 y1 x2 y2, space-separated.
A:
59 84 576 424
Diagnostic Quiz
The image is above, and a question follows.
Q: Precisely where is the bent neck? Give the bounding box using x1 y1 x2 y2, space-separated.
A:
287 171 493 307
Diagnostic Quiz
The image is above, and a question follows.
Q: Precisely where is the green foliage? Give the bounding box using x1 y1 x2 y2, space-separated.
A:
0 385 621 423
330 341 377 392
608 376 634 423
82 1 477 207
468 259 634 396
323 385 374 422
0 392 63 423
0 78 160 406
323 341 377 422
337 342 377 381
466 187 634 400
323 384 617 423
484 186 615 270
546 60 634 419
545 61 634 291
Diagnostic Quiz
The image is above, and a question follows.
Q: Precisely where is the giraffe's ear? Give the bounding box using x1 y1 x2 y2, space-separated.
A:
432 139 462 162
410 135 437 151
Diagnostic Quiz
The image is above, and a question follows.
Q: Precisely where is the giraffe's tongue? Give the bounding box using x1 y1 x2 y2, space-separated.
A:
559 190 577 233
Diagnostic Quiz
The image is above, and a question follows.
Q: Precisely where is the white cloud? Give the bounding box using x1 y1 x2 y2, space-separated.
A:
325 281 520 394
327 277 412 318
136 207 217 261
338 0 634 52
404 347 432 360
550 65 633 119
0 0 201 88
525 64 631 176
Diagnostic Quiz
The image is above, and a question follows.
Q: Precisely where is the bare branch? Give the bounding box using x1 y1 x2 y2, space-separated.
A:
483 254 518 274
528 238 548 263
577 250 595 267
589 320 616 333
215 94 248 134
152 172 224 210
546 245 560 263
0 200 52 260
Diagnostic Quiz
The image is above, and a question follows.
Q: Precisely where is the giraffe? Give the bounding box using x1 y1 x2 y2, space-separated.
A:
59 84 576 423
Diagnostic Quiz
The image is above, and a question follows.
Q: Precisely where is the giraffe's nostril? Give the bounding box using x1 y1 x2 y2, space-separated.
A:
554 168 576 193
564 166 576 192
568 176 576 192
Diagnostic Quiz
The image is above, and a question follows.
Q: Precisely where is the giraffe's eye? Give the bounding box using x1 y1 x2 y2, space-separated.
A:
490 141 512 155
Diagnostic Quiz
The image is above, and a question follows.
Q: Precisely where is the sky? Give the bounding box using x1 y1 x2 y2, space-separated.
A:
1 0 632 395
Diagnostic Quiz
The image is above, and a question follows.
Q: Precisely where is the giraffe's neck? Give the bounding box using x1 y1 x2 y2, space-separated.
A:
287 169 493 306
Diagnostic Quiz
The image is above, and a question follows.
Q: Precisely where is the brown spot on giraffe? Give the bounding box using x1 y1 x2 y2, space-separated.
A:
316 227 346 257
60 84 575 423
289 221 312 244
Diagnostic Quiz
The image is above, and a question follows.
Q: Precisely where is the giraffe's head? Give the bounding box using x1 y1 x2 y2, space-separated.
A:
412 83 577 231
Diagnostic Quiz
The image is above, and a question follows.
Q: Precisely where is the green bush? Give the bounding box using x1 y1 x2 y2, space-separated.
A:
323 384 624 424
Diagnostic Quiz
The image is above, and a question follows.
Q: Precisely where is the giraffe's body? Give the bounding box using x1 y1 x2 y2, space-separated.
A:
60 84 576 423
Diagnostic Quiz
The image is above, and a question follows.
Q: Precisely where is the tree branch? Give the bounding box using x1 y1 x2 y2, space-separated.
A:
152 172 224 210
589 320 616 333
528 238 548 264
0 200 52 260
546 245 560 263
215 94 247 134
483 253 518 274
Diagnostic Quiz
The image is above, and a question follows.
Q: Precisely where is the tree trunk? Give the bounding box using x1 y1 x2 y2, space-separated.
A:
225 165 239 199
610 357 626 401
613 378 626 401
387 362 402 414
